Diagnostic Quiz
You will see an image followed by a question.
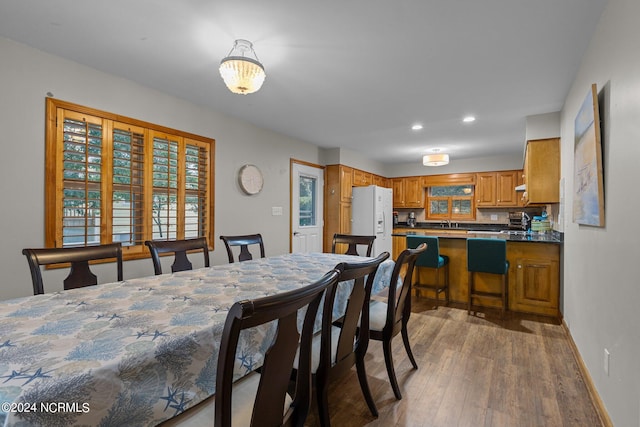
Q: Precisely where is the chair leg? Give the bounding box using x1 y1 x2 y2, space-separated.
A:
316 376 331 427
434 268 440 309
382 337 402 400
356 354 378 417
401 321 418 370
501 274 507 318
468 271 474 315
444 264 450 306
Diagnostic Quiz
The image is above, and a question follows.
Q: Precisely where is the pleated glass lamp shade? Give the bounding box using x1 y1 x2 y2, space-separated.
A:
219 40 266 95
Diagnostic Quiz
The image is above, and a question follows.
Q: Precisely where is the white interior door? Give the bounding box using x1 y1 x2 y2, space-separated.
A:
291 163 323 253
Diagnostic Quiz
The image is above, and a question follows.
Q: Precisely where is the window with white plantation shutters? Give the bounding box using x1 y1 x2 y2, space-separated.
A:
45 99 215 260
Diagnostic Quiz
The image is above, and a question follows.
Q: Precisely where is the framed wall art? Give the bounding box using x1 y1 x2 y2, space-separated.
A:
572 83 605 227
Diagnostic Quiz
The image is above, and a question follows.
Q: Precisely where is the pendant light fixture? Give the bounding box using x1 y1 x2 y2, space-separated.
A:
423 149 450 166
219 39 266 95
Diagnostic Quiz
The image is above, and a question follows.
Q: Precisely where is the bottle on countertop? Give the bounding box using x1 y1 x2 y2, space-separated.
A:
407 211 416 228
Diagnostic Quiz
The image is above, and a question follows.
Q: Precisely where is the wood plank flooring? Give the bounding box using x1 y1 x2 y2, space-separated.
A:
304 300 603 427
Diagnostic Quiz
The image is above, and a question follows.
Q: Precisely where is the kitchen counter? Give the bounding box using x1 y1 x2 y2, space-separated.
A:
392 227 562 318
392 229 562 244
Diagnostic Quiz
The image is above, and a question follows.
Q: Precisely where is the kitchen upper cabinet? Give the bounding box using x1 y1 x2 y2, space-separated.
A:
475 170 521 207
522 138 560 205
352 169 372 187
392 177 424 208
373 174 390 188
475 173 496 206
392 178 405 207
339 166 353 202
496 171 519 206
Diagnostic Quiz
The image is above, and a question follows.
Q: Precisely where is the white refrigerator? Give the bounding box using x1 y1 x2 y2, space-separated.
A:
351 185 393 257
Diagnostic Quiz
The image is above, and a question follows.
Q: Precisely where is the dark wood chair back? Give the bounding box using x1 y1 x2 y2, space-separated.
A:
313 251 390 424
144 237 210 275
219 234 265 263
367 243 426 401
22 243 123 295
331 233 376 257
215 269 340 427
384 243 427 334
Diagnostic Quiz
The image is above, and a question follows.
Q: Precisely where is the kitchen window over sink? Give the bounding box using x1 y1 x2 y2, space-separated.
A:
426 185 475 220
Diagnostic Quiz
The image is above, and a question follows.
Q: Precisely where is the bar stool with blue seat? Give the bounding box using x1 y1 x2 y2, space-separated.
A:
407 235 449 308
467 238 510 317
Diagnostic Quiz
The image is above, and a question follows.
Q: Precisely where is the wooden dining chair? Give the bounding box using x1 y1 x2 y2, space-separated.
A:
331 233 376 257
144 237 210 275
215 268 341 427
22 243 123 295
300 251 390 426
368 243 427 400
219 234 265 263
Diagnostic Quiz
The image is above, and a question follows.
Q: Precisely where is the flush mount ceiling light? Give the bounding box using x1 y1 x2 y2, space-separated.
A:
423 149 450 167
219 39 266 95
463 115 476 123
411 124 423 131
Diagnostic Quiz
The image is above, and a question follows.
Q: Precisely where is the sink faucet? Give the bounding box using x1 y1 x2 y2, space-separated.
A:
446 219 452 228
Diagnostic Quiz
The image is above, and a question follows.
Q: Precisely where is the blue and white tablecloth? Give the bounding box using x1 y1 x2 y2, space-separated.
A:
0 253 393 426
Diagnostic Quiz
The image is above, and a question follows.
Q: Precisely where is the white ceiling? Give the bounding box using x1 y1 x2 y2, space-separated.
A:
0 0 607 164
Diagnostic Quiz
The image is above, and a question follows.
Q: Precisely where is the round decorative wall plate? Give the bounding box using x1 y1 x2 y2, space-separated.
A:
238 164 264 195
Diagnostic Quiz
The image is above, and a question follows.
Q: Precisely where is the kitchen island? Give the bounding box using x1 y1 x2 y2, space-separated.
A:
393 227 562 318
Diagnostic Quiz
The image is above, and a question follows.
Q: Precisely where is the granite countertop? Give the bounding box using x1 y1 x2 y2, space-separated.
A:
392 228 562 244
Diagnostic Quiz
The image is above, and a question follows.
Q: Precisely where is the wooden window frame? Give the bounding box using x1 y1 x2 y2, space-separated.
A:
45 98 215 261
426 187 475 221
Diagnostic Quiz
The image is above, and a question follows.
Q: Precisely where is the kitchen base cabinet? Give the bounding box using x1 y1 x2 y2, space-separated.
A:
393 233 561 317
512 257 559 316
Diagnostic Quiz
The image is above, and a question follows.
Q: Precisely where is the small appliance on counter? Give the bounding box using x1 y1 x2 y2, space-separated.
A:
407 211 416 228
393 211 399 226
508 211 535 231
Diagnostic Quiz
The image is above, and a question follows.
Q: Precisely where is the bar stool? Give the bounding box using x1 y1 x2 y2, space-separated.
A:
407 235 449 308
467 238 509 317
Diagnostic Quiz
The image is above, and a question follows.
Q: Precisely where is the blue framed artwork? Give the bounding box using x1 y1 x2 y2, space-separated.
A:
573 83 605 227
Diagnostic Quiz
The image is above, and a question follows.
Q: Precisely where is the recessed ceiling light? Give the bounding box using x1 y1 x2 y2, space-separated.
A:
411 124 423 131
463 116 476 123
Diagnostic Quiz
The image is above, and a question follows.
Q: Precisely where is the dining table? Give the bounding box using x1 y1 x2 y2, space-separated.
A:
0 252 394 427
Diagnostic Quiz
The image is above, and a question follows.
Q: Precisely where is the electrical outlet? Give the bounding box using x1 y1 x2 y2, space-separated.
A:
271 206 283 216
604 348 610 376
490 214 498 221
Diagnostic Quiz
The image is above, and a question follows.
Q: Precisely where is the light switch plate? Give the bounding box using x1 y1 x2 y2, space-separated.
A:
271 206 283 216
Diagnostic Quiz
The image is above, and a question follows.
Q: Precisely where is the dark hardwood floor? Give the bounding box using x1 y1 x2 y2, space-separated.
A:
305 299 603 427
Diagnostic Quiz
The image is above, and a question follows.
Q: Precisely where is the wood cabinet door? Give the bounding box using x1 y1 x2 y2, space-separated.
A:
339 202 352 234
496 171 518 206
340 166 353 202
404 177 424 207
524 138 560 204
517 171 526 207
352 169 372 187
514 257 559 315
373 174 389 188
476 172 496 206
392 178 405 207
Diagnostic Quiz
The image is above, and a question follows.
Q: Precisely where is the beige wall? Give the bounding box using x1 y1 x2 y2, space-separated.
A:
0 37 322 299
559 0 640 424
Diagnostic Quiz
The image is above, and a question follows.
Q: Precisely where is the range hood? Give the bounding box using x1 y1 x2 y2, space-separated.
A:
515 184 526 191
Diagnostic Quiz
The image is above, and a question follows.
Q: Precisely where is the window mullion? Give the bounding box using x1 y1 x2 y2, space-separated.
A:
177 137 186 239
101 119 113 244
